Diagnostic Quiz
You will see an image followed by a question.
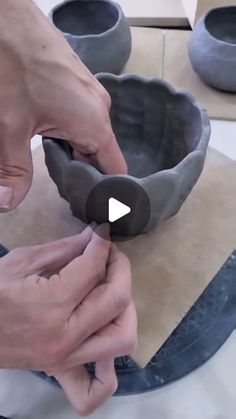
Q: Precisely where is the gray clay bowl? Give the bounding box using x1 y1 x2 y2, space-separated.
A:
43 74 211 236
189 6 236 92
49 0 132 74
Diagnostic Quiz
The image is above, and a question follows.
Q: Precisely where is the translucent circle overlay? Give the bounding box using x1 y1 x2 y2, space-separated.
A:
86 177 151 240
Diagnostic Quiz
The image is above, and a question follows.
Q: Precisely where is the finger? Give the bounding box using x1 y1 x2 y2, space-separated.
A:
106 244 130 281
92 132 128 175
68 246 131 343
3 224 95 276
55 224 111 304
72 149 90 164
71 131 127 175
54 359 117 416
0 130 32 211
65 303 137 366
43 114 127 176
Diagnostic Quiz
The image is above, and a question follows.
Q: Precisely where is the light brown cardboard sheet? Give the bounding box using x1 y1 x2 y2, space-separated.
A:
121 151 236 365
116 0 189 27
123 27 164 78
0 146 235 367
163 30 236 121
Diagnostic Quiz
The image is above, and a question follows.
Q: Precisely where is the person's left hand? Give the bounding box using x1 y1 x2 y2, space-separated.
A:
0 223 137 416
48 245 137 417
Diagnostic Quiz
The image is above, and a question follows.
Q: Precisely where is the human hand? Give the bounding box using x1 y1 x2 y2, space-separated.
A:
0 224 137 414
0 0 127 211
51 245 137 416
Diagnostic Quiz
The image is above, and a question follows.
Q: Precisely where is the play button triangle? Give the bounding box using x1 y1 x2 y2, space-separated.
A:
108 197 131 223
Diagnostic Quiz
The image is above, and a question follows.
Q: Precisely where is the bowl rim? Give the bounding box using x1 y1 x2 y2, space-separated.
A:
202 5 236 48
49 0 123 40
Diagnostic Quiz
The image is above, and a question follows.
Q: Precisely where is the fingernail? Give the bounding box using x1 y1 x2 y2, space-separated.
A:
0 186 13 211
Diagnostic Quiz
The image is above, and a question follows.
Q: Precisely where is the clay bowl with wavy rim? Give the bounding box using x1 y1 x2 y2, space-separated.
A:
43 74 211 236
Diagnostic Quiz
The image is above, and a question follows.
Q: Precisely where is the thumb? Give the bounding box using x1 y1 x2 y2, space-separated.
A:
3 224 95 278
0 133 33 212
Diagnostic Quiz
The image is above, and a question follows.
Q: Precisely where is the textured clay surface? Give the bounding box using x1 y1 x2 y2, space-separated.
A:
44 75 210 235
104 77 203 178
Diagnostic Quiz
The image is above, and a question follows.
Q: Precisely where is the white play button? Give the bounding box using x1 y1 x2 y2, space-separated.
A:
85 177 151 237
108 197 131 223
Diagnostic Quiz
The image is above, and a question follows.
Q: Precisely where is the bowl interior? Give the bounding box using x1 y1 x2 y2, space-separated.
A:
205 7 236 45
53 0 119 36
100 78 203 178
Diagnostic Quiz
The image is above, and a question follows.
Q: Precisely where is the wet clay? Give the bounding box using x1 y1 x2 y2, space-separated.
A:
43 75 211 235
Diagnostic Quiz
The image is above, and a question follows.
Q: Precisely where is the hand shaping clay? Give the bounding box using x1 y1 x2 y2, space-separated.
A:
43 74 210 236
49 0 132 74
189 6 236 92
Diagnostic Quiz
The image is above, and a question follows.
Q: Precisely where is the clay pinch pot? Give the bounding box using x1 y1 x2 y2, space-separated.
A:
43 74 211 236
189 6 236 92
49 0 132 74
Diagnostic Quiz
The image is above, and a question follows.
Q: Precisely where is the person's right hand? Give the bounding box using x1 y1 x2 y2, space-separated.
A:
0 0 127 211
0 224 137 414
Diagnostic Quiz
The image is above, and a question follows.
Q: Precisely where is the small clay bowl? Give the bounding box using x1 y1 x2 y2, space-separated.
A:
49 0 132 74
189 6 236 92
43 74 210 236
